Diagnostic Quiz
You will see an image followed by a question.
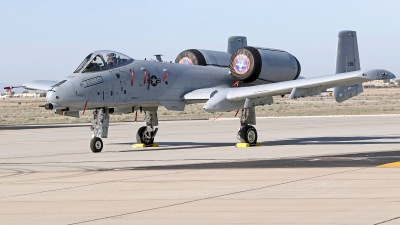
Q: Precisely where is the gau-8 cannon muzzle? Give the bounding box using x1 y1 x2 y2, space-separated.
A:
44 103 63 110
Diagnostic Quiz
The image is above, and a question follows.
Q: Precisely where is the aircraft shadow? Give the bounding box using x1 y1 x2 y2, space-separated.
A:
104 136 400 169
112 136 400 153
115 142 234 152
133 149 400 170
0 124 89 130
261 136 400 146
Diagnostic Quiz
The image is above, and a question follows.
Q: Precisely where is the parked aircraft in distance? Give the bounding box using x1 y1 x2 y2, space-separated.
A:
9 30 395 152
1 86 17 100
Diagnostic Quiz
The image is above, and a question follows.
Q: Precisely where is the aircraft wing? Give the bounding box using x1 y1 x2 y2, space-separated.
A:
201 69 395 112
226 69 394 101
22 80 59 91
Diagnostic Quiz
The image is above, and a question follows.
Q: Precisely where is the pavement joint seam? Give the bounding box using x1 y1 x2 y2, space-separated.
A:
374 216 400 225
67 167 366 225
0 170 192 200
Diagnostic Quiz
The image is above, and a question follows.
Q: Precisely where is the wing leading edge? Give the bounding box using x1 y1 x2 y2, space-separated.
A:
226 69 394 101
22 80 59 91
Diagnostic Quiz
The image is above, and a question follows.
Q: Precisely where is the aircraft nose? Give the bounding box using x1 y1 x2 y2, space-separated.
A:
46 90 58 103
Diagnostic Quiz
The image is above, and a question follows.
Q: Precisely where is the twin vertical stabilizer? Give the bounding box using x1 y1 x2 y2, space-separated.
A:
227 36 247 54
333 30 363 102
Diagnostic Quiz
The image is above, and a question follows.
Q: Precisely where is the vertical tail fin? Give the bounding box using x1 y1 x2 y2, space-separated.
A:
335 30 361 73
333 30 363 102
227 36 247 54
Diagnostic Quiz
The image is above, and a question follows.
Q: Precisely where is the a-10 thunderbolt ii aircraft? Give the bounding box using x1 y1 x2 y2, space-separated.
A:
14 30 395 153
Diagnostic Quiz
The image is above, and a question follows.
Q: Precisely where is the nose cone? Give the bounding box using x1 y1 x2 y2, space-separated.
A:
46 91 58 103
45 79 76 104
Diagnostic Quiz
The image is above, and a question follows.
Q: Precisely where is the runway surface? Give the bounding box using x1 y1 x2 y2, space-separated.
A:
0 115 400 224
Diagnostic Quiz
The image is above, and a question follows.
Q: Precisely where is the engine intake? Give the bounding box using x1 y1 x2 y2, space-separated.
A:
229 46 301 83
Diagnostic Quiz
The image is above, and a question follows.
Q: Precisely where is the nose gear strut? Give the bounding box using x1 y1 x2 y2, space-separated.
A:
89 108 110 153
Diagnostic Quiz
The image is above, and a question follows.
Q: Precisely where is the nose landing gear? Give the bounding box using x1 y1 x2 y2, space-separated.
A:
89 108 109 153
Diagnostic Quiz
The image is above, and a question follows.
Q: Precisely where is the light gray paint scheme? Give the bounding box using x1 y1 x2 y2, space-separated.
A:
203 69 393 112
21 31 395 115
42 59 234 112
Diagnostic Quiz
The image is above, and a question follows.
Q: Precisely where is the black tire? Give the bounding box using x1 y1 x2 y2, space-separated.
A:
229 46 262 83
90 137 103 153
175 49 206 66
136 126 154 146
239 125 258 145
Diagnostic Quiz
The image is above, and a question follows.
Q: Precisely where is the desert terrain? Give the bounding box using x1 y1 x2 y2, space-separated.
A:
1 88 399 125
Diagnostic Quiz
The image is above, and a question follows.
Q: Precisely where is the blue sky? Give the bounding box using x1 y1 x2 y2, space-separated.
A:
0 0 399 85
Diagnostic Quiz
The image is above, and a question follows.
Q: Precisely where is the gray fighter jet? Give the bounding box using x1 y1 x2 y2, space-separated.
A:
14 30 395 152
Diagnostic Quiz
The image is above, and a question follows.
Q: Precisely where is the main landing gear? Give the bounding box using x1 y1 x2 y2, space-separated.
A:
237 107 258 146
90 108 110 153
136 109 159 147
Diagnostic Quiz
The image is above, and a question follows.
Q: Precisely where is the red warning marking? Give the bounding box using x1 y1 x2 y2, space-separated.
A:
234 109 240 117
130 69 134 86
231 81 239 87
82 100 88 115
215 113 224 120
162 71 169 81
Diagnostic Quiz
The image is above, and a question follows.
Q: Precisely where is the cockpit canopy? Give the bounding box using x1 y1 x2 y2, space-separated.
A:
74 50 133 73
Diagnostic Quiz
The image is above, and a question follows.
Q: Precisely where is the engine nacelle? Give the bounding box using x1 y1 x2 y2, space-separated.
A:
229 46 301 83
175 49 231 67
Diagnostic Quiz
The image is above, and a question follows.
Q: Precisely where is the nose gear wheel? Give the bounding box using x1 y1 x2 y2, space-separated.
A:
90 137 103 153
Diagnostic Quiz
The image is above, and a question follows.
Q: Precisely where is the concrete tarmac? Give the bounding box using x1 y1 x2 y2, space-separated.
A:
0 115 400 224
